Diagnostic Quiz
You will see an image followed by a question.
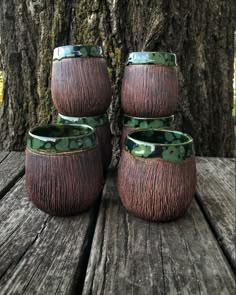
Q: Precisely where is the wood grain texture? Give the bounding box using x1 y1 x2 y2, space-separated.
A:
0 151 9 163
25 148 103 216
51 58 112 116
0 177 99 295
83 171 235 295
121 65 178 117
118 151 196 221
0 152 25 199
196 157 236 271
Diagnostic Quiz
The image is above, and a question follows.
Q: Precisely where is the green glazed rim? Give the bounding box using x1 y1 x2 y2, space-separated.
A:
57 113 109 127
124 129 194 163
27 124 96 154
53 45 103 61
123 114 174 129
126 52 177 66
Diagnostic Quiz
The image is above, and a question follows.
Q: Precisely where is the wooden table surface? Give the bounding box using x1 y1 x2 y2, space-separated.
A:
0 152 235 295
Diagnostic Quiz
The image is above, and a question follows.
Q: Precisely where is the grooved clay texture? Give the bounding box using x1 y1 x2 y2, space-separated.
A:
121 65 178 117
118 151 196 221
96 125 112 171
25 148 103 216
51 58 112 116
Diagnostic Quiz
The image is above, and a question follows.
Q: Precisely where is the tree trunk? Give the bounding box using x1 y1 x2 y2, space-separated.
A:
0 0 235 158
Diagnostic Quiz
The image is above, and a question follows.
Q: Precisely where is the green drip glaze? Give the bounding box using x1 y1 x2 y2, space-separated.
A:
53 45 103 61
27 124 96 154
57 113 109 127
123 115 174 129
125 129 194 163
126 52 177 66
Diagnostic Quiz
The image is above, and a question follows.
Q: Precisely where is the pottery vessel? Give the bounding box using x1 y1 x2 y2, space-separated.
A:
121 52 178 117
25 124 103 216
51 45 112 116
118 129 196 221
121 114 174 148
57 113 112 171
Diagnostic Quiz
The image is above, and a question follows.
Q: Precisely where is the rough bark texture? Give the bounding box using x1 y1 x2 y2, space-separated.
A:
0 0 235 157
118 151 196 221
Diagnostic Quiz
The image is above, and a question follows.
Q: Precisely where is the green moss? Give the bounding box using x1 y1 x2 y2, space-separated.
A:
114 47 121 63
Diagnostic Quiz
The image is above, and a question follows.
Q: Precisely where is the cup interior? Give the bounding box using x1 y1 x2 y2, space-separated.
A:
27 124 96 154
128 129 192 146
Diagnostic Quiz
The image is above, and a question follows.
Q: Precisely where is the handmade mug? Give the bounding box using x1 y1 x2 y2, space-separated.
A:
118 129 196 221
51 45 112 116
57 113 112 171
121 114 174 148
25 124 103 216
121 52 178 117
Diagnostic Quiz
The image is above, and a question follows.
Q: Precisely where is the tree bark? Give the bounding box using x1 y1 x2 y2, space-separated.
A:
0 0 235 158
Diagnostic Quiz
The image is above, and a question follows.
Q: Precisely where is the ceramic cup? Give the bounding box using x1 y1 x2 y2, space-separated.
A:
51 45 112 116
121 52 178 117
118 129 196 221
25 124 103 216
121 114 174 148
57 113 112 171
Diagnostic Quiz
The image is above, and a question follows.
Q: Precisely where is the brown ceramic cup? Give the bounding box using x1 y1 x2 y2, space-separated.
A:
25 124 103 216
57 113 112 171
121 52 178 117
51 45 112 116
118 129 196 221
120 114 174 149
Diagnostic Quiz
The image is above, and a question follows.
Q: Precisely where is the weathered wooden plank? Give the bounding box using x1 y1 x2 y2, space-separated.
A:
0 177 99 294
196 157 236 271
83 171 235 295
0 152 25 199
0 151 9 163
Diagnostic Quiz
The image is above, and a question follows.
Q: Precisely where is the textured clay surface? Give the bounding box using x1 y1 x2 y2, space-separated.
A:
121 65 178 117
96 125 112 171
51 58 112 116
25 148 103 216
118 151 196 221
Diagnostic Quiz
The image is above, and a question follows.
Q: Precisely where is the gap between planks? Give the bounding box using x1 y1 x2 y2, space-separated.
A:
0 152 25 200
196 157 236 273
83 170 235 295
0 175 103 295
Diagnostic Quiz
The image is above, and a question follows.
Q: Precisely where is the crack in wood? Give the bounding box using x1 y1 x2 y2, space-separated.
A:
159 229 166 295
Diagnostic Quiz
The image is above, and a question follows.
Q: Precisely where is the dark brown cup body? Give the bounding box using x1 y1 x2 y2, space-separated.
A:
118 151 196 221
95 125 112 171
25 148 103 216
121 65 178 117
51 58 112 116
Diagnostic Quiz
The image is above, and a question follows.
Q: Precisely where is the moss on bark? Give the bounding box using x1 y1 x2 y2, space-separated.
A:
0 0 235 158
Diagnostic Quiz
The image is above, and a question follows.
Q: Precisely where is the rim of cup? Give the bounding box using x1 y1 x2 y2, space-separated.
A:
27 124 96 154
57 113 108 127
127 129 193 147
123 114 174 121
